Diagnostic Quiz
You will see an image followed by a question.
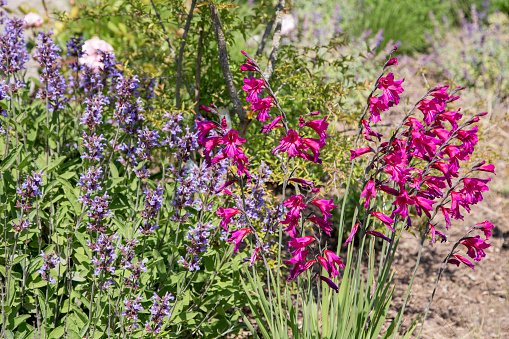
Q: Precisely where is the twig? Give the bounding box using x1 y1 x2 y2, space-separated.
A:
263 0 285 81
175 0 198 109
209 3 247 123
150 0 176 53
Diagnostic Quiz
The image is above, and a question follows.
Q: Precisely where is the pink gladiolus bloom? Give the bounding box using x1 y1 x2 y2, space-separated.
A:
413 194 436 218
311 199 337 221
280 215 299 238
302 137 323 163
349 147 373 161
79 37 115 71
248 247 262 267
392 190 415 218
428 224 447 245
378 73 405 106
404 117 424 131
242 77 266 102
361 181 376 208
362 120 383 141
474 221 494 239
23 12 44 28
460 235 491 261
217 207 241 230
272 129 305 157
203 136 222 160
308 215 333 236
475 162 495 174
417 98 445 125
409 130 441 159
423 176 447 198
196 120 218 144
228 228 253 253
288 236 315 251
371 212 395 232
251 97 274 122
284 195 306 218
431 128 451 141
456 125 478 154
440 206 452 229
288 178 314 186
450 191 467 220
261 115 283 133
316 255 329 273
221 129 246 157
324 250 345 277
287 259 316 282
305 115 329 144
366 231 392 243
232 151 251 178
443 145 469 174
431 162 457 187
448 254 475 270
368 96 388 123
386 58 398 66
344 222 360 246
318 275 339 293
286 250 309 265
429 85 450 100
460 178 490 205
437 110 463 129
240 60 258 72
378 185 399 196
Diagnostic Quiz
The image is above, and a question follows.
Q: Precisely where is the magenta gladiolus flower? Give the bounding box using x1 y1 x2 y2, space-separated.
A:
349 147 374 161
302 137 323 163
318 275 339 293
324 250 345 277
228 228 253 253
286 259 316 282
413 194 436 218
284 195 306 218
409 130 441 159
474 221 494 239
344 222 359 246
377 73 404 106
288 178 314 186
371 212 395 232
460 235 491 262
261 115 283 133
417 98 445 125
217 207 241 230
460 178 490 205
474 162 495 174
251 97 274 122
437 110 463 129
362 120 383 141
368 96 388 123
310 199 337 221
272 129 305 157
308 215 333 236
214 179 237 194
240 60 258 72
440 206 452 229
288 236 315 252
248 247 262 267
221 129 246 157
280 215 299 238
366 231 392 243
428 224 447 245
286 249 309 265
456 125 478 154
304 115 329 144
429 85 450 100
242 77 266 102
361 180 376 208
448 254 475 270
392 190 414 218
385 58 398 66
450 191 466 220
196 120 218 144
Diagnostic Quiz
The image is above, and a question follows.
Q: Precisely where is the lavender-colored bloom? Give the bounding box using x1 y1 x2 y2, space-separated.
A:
77 166 103 204
145 292 174 334
140 185 163 220
33 31 67 112
87 191 112 221
87 232 118 276
133 166 149 180
0 80 10 100
36 251 60 284
12 219 31 232
0 16 29 74
123 294 144 330
114 97 145 134
135 127 160 160
138 220 159 235
119 238 139 269
81 132 106 162
66 36 84 72
180 221 216 271
16 170 44 212
124 262 147 289
80 93 108 129
116 142 138 168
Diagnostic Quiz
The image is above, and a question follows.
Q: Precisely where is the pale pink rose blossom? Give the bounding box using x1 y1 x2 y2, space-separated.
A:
79 37 114 71
281 14 295 35
23 12 44 28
